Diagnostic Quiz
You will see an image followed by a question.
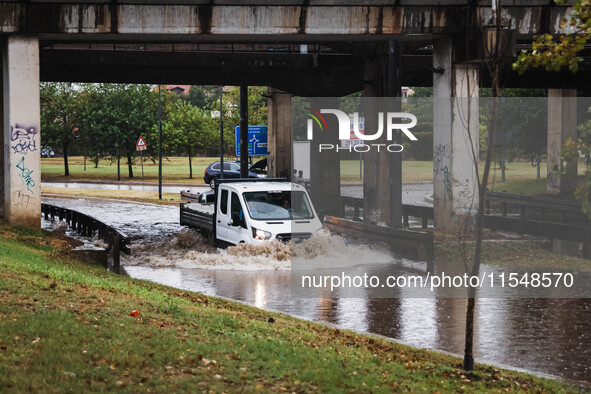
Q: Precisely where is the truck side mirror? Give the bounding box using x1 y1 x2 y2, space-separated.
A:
230 212 242 226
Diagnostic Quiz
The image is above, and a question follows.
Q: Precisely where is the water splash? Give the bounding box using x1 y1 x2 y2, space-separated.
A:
123 228 394 271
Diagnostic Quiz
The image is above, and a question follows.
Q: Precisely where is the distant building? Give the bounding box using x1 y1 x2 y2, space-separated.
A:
165 85 192 95
402 87 414 101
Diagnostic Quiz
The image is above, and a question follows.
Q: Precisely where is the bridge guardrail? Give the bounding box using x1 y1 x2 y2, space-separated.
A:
41 203 130 267
339 194 591 259
485 190 588 226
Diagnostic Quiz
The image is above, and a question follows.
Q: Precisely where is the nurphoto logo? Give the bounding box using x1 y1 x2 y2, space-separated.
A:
305 108 418 153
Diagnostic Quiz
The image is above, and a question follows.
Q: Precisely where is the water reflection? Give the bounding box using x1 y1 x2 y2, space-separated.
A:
123 265 590 384
42 182 209 194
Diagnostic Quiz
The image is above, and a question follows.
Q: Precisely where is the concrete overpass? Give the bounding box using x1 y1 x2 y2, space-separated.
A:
0 0 585 231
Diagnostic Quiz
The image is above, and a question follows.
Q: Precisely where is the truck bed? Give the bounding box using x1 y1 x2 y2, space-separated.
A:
180 203 214 238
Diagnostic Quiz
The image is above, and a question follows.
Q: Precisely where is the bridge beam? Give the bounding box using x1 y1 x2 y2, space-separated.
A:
547 89 577 195
432 38 479 234
1 36 41 228
267 88 292 178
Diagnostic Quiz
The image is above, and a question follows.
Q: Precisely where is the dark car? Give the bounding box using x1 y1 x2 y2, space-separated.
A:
204 159 267 188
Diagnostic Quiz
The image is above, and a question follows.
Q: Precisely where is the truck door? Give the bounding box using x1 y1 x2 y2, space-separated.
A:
226 191 248 244
216 188 230 242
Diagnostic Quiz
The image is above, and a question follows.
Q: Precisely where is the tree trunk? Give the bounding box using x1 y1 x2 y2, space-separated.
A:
127 153 134 178
188 146 193 179
63 143 70 176
464 0 501 371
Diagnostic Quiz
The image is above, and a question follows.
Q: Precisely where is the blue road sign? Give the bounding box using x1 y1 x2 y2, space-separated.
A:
235 125 268 156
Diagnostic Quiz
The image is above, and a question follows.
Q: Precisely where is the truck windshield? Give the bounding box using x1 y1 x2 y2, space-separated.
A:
243 191 314 220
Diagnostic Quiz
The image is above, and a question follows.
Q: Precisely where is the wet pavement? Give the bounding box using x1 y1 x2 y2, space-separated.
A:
40 193 590 385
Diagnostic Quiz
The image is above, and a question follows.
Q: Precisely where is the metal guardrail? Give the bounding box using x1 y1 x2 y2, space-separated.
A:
41 203 130 267
485 190 588 226
340 193 591 259
340 196 433 229
324 215 434 262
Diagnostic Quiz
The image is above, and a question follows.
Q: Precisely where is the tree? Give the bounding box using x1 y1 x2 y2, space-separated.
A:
78 84 158 178
161 101 206 178
77 84 110 169
40 82 82 176
183 85 219 109
513 0 591 210
120 85 158 178
501 90 548 180
463 0 505 371
513 0 590 74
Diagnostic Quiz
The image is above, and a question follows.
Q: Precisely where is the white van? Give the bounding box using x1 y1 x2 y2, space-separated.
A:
180 180 322 245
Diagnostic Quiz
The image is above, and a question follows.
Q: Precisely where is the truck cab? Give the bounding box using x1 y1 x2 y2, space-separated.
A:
214 181 322 245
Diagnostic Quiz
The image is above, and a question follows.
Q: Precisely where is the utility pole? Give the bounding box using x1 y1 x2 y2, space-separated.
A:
158 84 163 199
240 85 249 178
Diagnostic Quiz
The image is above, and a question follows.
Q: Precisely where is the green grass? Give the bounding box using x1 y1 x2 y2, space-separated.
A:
341 160 582 196
0 224 580 392
43 156 580 197
41 156 223 184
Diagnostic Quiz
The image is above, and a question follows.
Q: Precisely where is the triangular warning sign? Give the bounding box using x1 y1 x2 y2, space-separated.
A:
136 136 147 151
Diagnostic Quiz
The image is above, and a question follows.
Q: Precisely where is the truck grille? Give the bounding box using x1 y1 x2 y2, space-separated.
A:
276 233 313 242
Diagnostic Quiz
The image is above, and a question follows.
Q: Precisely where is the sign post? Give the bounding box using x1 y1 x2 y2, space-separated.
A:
136 135 147 178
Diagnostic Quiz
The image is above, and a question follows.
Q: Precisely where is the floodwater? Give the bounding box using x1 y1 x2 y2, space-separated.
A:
42 182 209 195
41 195 590 385
43 182 434 206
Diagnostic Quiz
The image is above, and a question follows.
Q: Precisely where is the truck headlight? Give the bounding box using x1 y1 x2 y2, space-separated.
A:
252 227 272 240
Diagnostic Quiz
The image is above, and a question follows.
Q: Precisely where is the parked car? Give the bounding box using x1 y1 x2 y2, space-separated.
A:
204 159 267 188
41 146 55 158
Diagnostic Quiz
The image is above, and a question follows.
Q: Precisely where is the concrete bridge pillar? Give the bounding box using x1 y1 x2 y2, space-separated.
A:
363 41 402 227
547 89 577 195
267 88 292 178
1 36 41 228
433 38 479 233
308 97 341 218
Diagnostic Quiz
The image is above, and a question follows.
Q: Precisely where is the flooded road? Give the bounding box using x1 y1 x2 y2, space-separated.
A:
41 195 590 385
43 181 434 206
42 182 210 195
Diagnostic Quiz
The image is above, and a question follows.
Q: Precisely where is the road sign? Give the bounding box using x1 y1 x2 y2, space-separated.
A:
235 125 268 156
341 115 365 148
136 136 147 151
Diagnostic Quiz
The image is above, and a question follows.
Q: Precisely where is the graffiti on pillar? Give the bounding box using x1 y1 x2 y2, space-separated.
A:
433 144 450 174
547 171 560 188
12 139 37 154
443 166 453 201
12 190 32 209
10 125 39 154
16 156 35 194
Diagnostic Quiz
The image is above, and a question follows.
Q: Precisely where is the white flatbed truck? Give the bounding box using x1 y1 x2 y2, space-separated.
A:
180 179 322 245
